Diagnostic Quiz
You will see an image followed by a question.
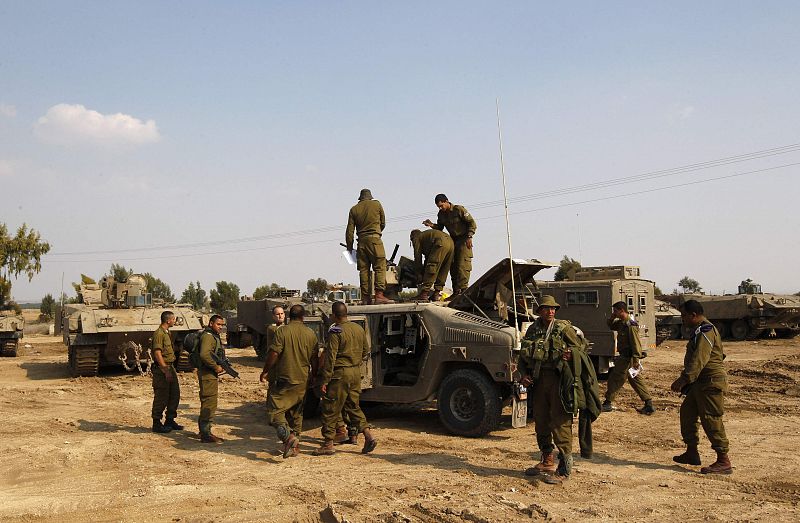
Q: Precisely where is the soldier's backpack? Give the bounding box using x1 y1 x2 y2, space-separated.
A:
182 329 204 369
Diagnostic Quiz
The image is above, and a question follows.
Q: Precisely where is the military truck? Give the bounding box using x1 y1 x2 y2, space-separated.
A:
62 275 206 376
232 290 307 358
536 266 657 374
0 311 24 357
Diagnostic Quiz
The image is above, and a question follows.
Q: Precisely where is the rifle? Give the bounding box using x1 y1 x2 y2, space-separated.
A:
212 350 240 379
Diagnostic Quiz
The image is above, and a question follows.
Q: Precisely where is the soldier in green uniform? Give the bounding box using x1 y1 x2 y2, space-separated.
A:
423 194 476 295
313 301 377 456
260 304 318 458
151 310 183 433
602 301 654 415
410 228 454 301
671 299 732 474
346 188 393 305
518 296 583 484
197 315 226 443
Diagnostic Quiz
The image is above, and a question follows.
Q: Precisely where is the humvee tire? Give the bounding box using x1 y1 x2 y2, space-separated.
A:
437 369 501 437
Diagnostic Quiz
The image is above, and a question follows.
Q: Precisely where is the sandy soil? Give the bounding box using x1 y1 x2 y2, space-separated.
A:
1 334 799 522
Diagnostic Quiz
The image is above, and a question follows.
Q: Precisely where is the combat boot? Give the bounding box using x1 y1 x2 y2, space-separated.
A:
165 419 184 430
413 290 430 302
636 400 655 415
282 434 299 458
361 427 378 454
524 451 557 476
601 400 614 412
430 290 442 302
312 439 336 456
701 452 732 475
200 433 224 443
542 454 572 485
152 420 172 434
347 426 359 445
334 426 349 445
673 444 701 466
373 291 394 305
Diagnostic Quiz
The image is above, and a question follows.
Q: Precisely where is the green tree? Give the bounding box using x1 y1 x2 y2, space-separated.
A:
307 278 329 299
678 276 702 293
554 255 581 281
142 273 175 302
180 281 207 310
210 281 240 312
654 285 663 296
0 223 51 309
107 263 133 282
253 283 287 300
40 293 56 320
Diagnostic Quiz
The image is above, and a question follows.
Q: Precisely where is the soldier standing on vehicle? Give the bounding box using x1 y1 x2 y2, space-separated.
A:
602 301 655 415
517 296 583 484
346 188 394 305
151 310 183 434
197 315 226 443
410 228 454 301
670 299 732 474
313 301 377 456
422 193 476 296
260 304 318 458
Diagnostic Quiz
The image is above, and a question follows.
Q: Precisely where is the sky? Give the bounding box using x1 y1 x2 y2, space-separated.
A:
2 1 799 303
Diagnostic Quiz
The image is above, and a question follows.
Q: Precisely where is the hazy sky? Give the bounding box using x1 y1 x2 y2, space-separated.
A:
2 1 799 302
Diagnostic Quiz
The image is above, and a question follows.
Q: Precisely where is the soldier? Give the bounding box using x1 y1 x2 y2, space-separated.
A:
602 301 654 415
346 188 393 305
313 301 377 456
260 304 318 458
517 296 583 484
422 194 476 295
197 315 226 443
151 310 183 433
671 299 732 474
266 305 285 354
410 228 454 301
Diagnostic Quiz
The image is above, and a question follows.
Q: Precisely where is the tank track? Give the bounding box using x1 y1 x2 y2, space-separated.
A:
1 339 18 357
69 345 100 377
175 351 193 373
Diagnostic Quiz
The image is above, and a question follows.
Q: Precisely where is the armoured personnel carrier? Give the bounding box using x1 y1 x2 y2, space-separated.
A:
0 311 24 357
62 275 206 376
654 299 683 344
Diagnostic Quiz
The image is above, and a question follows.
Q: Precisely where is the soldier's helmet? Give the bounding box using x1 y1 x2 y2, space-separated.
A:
537 295 560 311
359 188 373 200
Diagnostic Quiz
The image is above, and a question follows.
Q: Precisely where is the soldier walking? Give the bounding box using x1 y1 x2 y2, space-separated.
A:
422 194 476 295
671 299 733 474
151 310 183 433
410 228 454 301
602 301 654 415
260 304 318 458
197 315 227 443
346 188 393 305
313 301 377 456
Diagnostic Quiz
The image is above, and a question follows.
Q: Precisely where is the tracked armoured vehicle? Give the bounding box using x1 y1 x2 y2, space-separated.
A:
654 299 683 344
0 311 24 357
62 275 206 377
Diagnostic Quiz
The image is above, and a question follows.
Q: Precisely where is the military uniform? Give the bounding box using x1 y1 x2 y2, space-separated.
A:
604 317 652 404
412 229 454 293
680 321 729 454
266 320 318 444
431 204 476 292
151 326 180 425
197 328 223 437
319 321 371 441
346 193 388 299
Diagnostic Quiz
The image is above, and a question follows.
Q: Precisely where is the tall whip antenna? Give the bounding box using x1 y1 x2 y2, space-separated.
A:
496 98 520 346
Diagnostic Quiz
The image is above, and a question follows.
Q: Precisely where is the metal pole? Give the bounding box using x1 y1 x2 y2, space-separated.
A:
496 98 520 346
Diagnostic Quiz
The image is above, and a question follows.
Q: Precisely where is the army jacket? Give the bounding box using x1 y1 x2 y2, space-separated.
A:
269 320 318 385
320 320 369 384
198 328 223 373
433 204 476 241
518 318 583 376
607 317 643 358
152 326 175 364
412 229 454 270
346 199 386 247
682 320 726 383
266 323 280 353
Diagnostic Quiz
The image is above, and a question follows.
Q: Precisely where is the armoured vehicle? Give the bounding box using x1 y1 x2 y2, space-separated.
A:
62 275 206 377
654 299 683 344
0 311 24 357
231 290 306 357
536 266 657 374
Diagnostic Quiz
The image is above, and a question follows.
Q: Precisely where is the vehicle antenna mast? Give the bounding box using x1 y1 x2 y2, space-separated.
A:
495 98 520 346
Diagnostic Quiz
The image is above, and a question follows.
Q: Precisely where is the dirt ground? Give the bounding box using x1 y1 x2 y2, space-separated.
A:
1 333 799 523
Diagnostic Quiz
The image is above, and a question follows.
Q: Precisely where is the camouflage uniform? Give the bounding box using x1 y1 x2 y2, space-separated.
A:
412 229 454 293
266 320 318 443
346 195 388 298
151 326 180 423
319 321 371 440
680 321 729 454
197 328 223 437
431 204 476 292
604 317 652 403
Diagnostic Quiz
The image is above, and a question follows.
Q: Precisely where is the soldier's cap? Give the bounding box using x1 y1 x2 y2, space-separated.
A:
434 193 448 204
358 188 373 200
537 295 560 311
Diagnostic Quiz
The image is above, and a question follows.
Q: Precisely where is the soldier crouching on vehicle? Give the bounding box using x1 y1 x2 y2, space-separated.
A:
671 299 732 474
151 310 183 433
197 315 227 443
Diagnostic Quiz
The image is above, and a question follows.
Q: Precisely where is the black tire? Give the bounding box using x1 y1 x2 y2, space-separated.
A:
253 333 267 360
730 319 749 341
715 321 730 340
437 368 501 437
668 324 682 340
239 332 253 349
175 351 193 372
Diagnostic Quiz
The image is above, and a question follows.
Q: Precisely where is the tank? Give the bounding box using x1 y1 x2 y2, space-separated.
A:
0 311 24 357
62 275 207 377
654 299 683 344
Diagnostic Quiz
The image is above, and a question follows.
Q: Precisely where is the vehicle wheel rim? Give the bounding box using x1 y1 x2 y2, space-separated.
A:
450 386 478 422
